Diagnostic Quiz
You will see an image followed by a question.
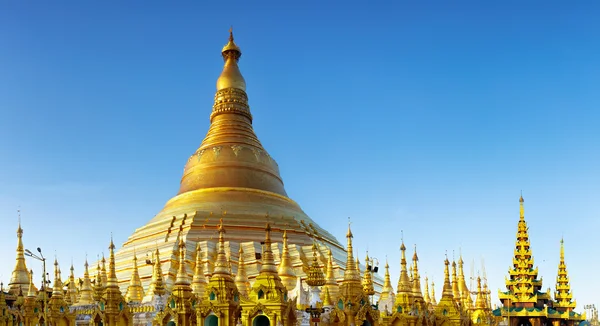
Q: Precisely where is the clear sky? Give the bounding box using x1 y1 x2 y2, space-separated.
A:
1 0 598 312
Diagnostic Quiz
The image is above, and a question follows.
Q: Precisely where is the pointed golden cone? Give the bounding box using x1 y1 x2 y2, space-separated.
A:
424 276 431 305
93 261 104 302
554 238 576 310
78 259 94 304
26 270 36 298
323 248 339 300
101 254 108 287
323 287 333 307
143 248 166 302
277 230 297 291
430 280 437 306
125 249 144 303
457 255 472 310
234 245 250 297
175 240 191 286
475 277 486 309
51 258 63 299
379 260 394 303
206 219 239 302
192 243 207 298
442 258 454 299
451 260 460 305
411 246 423 302
66 263 78 305
9 218 31 295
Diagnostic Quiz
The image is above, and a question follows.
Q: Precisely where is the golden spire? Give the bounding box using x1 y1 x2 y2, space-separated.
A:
175 240 190 286
9 213 31 295
362 252 375 296
178 30 287 197
212 218 232 276
430 280 437 306
397 240 412 295
52 258 63 299
192 243 207 298
106 238 120 289
234 245 250 297
323 287 333 307
125 249 144 303
423 276 431 304
342 221 360 282
143 248 166 301
27 269 36 298
78 259 94 304
216 28 245 92
554 238 576 311
379 259 394 303
66 263 78 305
324 248 339 299
93 261 104 302
259 223 278 274
0 282 6 309
306 243 326 287
206 218 239 303
499 195 544 305
451 260 460 304
474 276 486 309
101 254 108 288
278 230 297 291
457 254 472 310
442 257 454 299
412 245 423 302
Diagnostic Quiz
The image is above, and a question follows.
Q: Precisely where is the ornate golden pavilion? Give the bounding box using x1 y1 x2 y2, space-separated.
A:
492 197 586 326
0 31 589 326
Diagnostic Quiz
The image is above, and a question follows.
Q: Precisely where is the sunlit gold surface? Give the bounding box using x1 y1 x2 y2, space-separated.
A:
110 31 380 294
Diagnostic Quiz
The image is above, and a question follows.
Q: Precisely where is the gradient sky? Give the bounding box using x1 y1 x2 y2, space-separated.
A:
1 0 599 313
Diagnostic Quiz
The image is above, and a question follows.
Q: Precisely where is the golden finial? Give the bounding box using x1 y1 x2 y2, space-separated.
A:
217 27 244 91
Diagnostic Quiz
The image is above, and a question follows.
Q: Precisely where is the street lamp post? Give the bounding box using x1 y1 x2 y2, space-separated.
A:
24 247 48 326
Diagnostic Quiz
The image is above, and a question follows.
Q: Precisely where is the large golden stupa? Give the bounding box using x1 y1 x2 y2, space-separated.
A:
112 30 360 292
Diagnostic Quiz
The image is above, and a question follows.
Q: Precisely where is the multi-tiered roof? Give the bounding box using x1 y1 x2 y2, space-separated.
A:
498 196 551 308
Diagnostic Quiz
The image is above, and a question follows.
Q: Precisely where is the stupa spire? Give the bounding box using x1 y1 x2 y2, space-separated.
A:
451 260 460 304
475 276 486 309
442 257 454 299
379 260 394 304
213 218 232 276
93 260 104 302
430 280 437 306
175 240 190 286
278 229 297 291
9 212 31 295
78 259 94 304
424 276 431 304
234 245 250 297
457 253 472 309
52 258 63 299
554 238 576 311
101 254 108 288
216 27 245 92
66 263 78 305
324 248 339 300
192 243 207 298
143 248 166 302
27 269 36 298
412 245 423 303
125 249 144 303
397 239 412 295
259 223 277 274
343 221 359 281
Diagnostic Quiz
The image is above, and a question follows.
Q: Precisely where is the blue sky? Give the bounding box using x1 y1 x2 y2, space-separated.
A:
1 1 599 311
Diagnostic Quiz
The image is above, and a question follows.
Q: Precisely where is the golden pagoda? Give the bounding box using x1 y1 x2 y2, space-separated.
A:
110 28 362 294
553 238 576 313
8 218 32 295
493 196 586 326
